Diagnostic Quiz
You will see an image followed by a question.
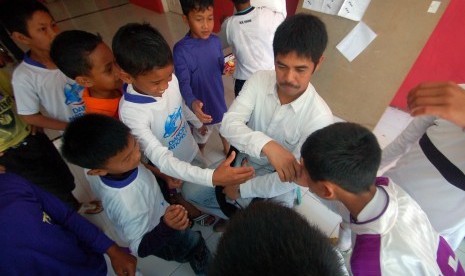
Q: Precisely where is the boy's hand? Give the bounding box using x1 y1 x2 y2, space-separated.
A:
223 184 240 200
166 175 183 189
408 81 465 127
106 244 137 276
262 141 302 182
163 205 189 230
192 100 212 124
223 65 235 76
197 125 208 136
213 151 255 186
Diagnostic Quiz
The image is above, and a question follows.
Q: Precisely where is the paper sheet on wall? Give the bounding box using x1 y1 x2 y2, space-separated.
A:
302 0 372 21
336 21 377 62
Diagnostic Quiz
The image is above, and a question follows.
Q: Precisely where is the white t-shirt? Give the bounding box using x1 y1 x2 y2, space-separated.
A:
220 70 333 199
119 76 214 187
350 178 463 275
251 0 287 17
381 116 465 250
12 55 85 122
222 7 284 80
86 165 168 254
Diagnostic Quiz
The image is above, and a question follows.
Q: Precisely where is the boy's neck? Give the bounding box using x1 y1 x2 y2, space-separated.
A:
29 49 56 69
341 185 377 219
235 3 252 13
88 87 121 99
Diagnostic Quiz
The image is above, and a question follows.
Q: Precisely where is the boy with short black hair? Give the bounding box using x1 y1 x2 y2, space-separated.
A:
50 30 122 118
61 114 211 275
298 122 464 275
112 23 254 209
0 0 85 131
209 201 346 276
175 0 229 154
221 0 284 96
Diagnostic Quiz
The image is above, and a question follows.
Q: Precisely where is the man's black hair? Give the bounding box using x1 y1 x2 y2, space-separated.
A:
112 23 172 77
301 122 381 194
273 13 328 65
210 201 345 276
50 30 103 79
61 114 131 169
0 0 51 36
179 0 214 16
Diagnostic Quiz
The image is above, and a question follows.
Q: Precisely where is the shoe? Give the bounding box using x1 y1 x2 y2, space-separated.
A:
213 218 228 232
78 200 103 215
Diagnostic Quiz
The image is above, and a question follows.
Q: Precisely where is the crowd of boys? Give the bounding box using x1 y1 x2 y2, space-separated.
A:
0 0 464 275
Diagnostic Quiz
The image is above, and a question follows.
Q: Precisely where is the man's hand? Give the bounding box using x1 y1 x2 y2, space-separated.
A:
106 244 137 276
197 125 208 136
262 140 302 182
163 204 189 230
223 184 240 200
192 100 212 124
408 81 465 127
212 151 255 186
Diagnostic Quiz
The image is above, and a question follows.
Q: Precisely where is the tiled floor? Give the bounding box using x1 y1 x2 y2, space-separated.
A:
42 0 464 275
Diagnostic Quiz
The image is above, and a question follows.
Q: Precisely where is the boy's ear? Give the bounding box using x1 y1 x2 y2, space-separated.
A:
319 180 338 200
11 31 30 45
119 70 133 84
182 15 188 25
87 169 108 176
75 76 94 88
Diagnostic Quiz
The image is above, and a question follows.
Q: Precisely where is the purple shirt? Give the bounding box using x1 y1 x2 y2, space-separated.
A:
173 33 227 125
0 173 113 275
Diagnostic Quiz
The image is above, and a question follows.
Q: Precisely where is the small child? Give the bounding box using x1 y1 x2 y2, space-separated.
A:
298 122 464 275
112 23 254 201
174 0 229 154
0 0 85 131
221 0 284 96
50 30 122 118
61 114 211 275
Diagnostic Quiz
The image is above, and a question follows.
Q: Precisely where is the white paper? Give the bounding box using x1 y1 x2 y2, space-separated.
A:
427 1 441 13
302 0 371 21
336 21 377 62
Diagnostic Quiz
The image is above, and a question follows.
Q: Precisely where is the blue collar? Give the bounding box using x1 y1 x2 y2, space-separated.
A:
123 83 157 104
23 51 46 68
236 6 254 15
100 167 138 188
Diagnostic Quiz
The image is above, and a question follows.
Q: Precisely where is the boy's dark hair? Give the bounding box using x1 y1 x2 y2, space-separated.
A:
301 122 381 194
50 30 103 79
0 0 51 36
112 23 172 77
179 0 214 16
273 13 328 66
210 201 345 276
61 114 131 169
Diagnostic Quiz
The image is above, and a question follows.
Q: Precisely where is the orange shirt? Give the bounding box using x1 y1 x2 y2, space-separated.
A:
82 88 121 118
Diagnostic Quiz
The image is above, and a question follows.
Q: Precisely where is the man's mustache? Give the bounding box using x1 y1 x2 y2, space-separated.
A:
279 82 299 89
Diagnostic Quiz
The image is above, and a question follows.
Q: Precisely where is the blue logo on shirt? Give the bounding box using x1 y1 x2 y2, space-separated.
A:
64 82 84 106
163 106 187 150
